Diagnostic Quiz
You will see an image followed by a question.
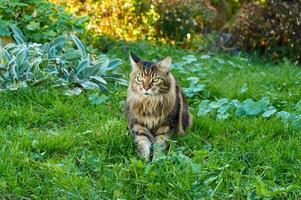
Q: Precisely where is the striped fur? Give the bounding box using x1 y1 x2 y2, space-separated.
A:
125 53 192 160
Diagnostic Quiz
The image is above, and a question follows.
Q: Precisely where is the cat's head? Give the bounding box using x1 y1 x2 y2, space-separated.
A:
129 53 174 96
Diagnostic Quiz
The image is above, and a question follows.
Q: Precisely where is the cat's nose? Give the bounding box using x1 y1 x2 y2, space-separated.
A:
144 86 150 91
143 84 151 91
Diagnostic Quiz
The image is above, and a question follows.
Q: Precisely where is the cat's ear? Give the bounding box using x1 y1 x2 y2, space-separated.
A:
157 56 172 71
129 52 141 70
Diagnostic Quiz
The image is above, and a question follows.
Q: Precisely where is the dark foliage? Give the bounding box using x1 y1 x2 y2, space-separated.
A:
229 0 301 62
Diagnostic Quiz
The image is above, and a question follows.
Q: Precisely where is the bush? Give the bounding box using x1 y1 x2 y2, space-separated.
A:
52 0 215 43
152 0 214 43
229 1 301 63
0 0 86 43
0 26 125 93
52 0 159 41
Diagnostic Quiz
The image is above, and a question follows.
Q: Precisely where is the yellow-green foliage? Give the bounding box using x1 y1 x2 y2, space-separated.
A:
52 0 214 43
52 0 158 41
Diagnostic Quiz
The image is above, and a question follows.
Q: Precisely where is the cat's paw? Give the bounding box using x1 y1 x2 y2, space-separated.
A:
151 143 166 161
137 145 151 161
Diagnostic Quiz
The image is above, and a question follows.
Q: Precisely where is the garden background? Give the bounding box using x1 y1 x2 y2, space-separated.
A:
0 0 301 199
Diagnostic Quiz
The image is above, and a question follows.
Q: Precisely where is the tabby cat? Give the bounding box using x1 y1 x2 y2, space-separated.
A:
125 53 192 160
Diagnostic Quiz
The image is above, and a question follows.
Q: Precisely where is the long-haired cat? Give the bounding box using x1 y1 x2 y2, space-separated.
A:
125 53 192 160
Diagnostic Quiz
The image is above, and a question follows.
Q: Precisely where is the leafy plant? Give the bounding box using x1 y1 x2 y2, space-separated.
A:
88 93 109 105
229 1 301 63
235 97 270 117
152 0 215 43
0 0 86 43
52 0 215 44
197 96 301 128
183 76 205 98
0 26 125 93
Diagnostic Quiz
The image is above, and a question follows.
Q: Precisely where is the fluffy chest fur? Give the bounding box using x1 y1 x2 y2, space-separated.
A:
127 91 176 129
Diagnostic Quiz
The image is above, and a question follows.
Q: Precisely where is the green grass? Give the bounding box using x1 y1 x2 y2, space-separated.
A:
1 43 301 199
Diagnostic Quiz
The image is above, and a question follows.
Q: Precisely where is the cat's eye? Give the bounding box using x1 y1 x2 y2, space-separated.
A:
152 77 161 84
136 76 143 82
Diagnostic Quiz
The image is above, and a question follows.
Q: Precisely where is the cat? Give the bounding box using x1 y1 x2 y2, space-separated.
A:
125 53 192 160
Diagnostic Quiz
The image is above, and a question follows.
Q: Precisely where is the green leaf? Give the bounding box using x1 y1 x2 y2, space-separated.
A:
257 97 270 111
208 98 229 109
80 81 99 90
70 34 86 56
98 83 108 93
254 176 269 196
0 23 11 36
191 163 202 174
9 25 26 44
63 50 81 60
6 83 18 90
182 54 197 63
111 77 127 86
12 34 24 45
244 102 261 116
107 59 122 71
276 111 293 121
197 100 210 116
98 58 110 75
93 55 107 68
50 36 66 48
296 99 301 113
65 87 82 96
82 66 98 78
186 77 199 85
236 99 251 116
236 97 270 117
25 71 34 80
184 84 205 98
3 50 11 61
262 106 277 118
217 103 232 120
19 60 31 74
48 47 56 58
30 78 48 86
8 58 18 79
88 93 109 105
192 150 208 162
15 48 28 66
26 21 40 31
41 43 50 52
76 59 90 76
90 75 107 85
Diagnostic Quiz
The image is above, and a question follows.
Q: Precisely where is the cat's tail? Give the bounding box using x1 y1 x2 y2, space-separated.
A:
176 88 192 135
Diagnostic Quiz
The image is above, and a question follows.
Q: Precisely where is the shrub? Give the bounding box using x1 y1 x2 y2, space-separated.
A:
0 0 86 43
229 0 301 63
152 0 214 43
52 0 215 43
52 0 159 41
0 26 125 93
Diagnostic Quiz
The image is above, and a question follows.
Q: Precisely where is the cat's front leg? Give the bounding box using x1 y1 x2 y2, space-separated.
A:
131 124 154 160
152 126 171 160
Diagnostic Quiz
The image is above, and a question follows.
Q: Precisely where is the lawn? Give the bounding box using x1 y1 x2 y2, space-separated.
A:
1 43 301 199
